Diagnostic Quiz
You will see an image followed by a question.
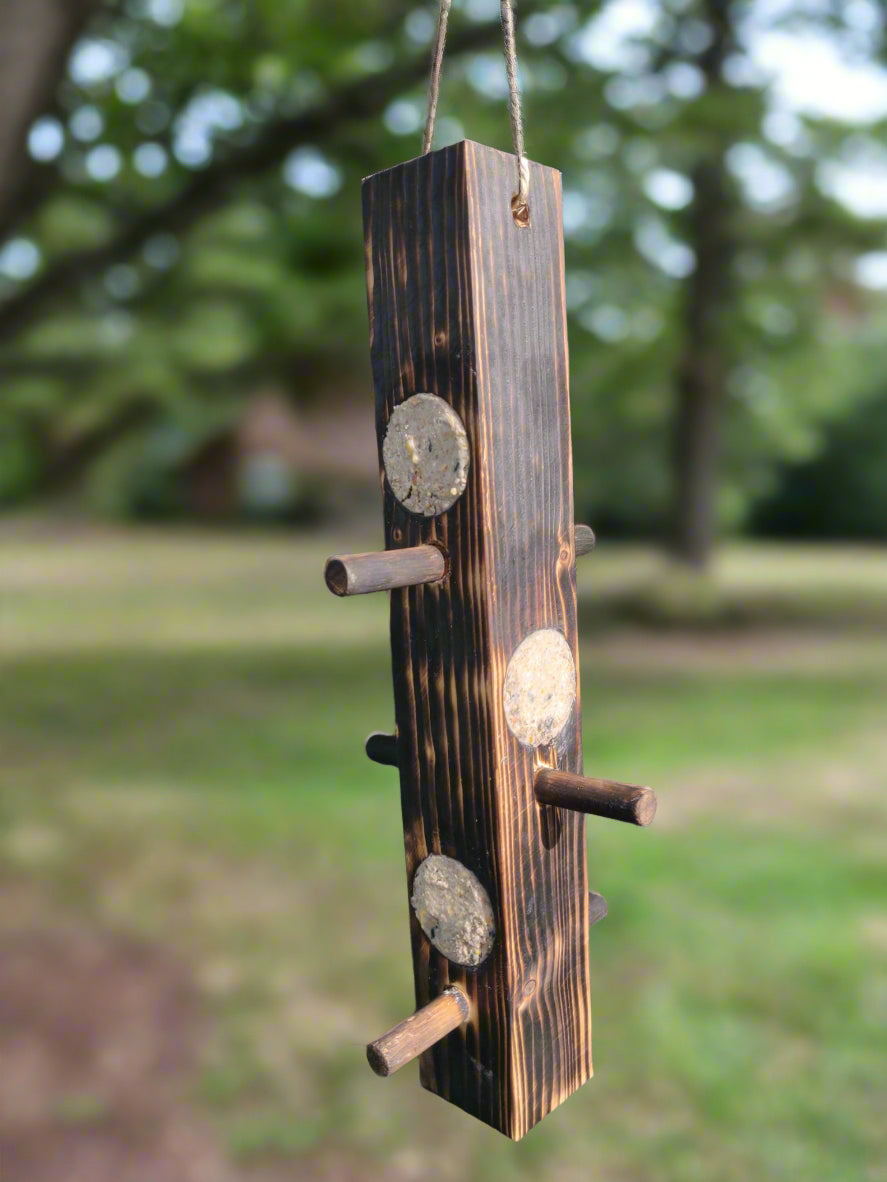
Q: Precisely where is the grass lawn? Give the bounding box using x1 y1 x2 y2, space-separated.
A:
1 522 886 1181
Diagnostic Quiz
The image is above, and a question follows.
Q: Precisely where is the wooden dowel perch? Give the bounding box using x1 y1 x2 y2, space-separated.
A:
366 987 470 1077
575 524 596 556
324 545 446 597
365 731 399 767
588 891 608 927
535 769 657 827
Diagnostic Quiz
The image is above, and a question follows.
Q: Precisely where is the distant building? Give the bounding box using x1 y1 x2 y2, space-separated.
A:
177 390 378 520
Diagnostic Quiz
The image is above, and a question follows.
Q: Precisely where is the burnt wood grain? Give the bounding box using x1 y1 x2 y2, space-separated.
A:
362 140 592 1139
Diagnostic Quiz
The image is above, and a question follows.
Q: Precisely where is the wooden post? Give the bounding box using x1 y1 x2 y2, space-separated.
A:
363 140 592 1139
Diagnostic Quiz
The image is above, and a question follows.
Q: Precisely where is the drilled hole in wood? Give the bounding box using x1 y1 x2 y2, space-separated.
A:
511 194 530 228
323 558 349 596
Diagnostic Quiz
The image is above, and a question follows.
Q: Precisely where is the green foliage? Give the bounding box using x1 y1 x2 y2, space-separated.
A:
753 381 887 540
1 0 887 532
0 421 44 504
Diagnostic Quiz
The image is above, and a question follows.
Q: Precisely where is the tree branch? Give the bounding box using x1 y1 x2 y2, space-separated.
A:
0 14 513 348
0 0 104 244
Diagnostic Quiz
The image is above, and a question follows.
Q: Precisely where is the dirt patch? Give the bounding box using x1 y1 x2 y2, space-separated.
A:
0 884 376 1182
0 909 235 1182
0 868 414 1182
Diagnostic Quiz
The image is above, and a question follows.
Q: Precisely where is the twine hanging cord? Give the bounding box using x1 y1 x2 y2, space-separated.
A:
422 0 530 224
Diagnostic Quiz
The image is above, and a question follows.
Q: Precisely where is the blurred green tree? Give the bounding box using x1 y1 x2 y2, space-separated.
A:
752 379 887 540
0 0 886 565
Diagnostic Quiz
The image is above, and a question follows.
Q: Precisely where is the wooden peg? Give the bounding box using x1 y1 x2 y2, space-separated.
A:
575 524 596 556
366 987 470 1078
588 891 608 927
535 769 657 827
324 545 446 597
365 731 399 767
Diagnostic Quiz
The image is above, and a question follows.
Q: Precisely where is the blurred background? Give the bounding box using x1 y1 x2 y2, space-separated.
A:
1 0 886 1178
